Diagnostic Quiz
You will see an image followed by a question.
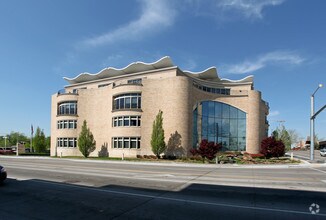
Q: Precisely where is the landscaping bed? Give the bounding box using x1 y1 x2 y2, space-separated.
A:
51 152 300 165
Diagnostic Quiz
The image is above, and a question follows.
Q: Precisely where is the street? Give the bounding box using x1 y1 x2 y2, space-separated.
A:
290 149 326 163
0 156 326 219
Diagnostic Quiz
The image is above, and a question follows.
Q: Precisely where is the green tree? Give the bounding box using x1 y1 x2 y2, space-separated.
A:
45 136 51 151
272 125 291 151
33 127 46 153
78 120 96 158
151 110 166 158
7 132 29 147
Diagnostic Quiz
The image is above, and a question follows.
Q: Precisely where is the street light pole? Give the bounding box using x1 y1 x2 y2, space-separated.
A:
310 84 323 161
4 136 7 149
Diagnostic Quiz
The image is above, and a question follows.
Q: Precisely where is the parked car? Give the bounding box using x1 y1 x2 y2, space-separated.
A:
320 148 326 157
0 165 7 183
0 148 14 155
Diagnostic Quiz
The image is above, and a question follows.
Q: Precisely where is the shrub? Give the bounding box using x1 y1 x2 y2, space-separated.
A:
191 139 221 161
162 155 177 160
260 137 285 158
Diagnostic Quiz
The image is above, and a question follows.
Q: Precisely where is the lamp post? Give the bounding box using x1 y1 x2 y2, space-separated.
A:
4 136 7 149
310 84 323 161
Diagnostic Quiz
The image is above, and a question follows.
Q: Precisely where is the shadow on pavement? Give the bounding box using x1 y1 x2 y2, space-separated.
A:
0 178 325 219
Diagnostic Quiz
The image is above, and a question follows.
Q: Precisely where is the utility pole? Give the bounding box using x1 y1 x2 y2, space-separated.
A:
310 84 323 161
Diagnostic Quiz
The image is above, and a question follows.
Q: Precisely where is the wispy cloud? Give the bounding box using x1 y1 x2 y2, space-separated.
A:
225 51 305 74
216 0 285 19
183 0 285 21
269 110 280 117
79 0 176 48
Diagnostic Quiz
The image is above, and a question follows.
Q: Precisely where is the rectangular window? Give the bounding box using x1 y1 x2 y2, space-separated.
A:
68 139 74 147
118 117 123 126
130 137 137 148
124 116 130 126
131 97 137 108
124 138 130 148
112 138 117 148
119 98 125 109
112 116 141 127
130 116 137 126
118 137 123 148
127 78 142 84
64 120 68 129
63 138 68 147
125 97 131 108
111 137 140 149
68 120 74 129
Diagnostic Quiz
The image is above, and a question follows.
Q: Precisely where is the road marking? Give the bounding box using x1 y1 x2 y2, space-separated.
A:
309 167 326 174
29 179 326 217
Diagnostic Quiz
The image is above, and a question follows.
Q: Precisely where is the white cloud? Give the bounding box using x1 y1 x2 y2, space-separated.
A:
217 0 285 19
269 110 280 117
225 51 305 74
80 0 176 48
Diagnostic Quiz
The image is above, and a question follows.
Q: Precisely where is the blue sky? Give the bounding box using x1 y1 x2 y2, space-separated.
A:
0 0 325 140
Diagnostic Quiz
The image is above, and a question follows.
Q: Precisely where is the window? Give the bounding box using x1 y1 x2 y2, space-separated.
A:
57 101 77 115
113 93 141 110
127 78 142 84
193 101 246 151
98 83 110 88
57 120 77 129
192 82 230 95
57 138 77 148
112 137 141 149
112 116 141 127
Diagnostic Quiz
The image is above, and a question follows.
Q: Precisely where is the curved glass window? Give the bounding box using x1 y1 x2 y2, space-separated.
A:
193 82 230 95
113 93 141 110
57 101 77 115
193 101 246 151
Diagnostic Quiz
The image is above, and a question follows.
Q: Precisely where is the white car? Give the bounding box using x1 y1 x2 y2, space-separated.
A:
320 148 326 157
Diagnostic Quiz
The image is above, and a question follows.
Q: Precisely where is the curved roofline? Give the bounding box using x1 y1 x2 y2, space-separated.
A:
183 67 253 84
64 56 174 84
63 56 253 85
220 75 254 83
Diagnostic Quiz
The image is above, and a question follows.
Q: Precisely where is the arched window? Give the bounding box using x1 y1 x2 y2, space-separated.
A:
113 93 141 110
57 101 77 115
193 101 246 151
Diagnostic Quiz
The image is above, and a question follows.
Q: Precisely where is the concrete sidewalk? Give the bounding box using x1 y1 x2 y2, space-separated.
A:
1 155 326 169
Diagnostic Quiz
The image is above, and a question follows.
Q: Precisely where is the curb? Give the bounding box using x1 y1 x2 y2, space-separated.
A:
2 155 325 169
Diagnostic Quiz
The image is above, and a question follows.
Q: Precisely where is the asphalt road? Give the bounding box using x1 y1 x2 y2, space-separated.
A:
0 156 326 219
290 150 326 163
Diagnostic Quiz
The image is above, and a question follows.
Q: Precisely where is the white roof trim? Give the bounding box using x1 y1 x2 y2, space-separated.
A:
64 56 253 85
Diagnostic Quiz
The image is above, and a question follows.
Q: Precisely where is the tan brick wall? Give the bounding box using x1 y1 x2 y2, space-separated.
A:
51 67 268 157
